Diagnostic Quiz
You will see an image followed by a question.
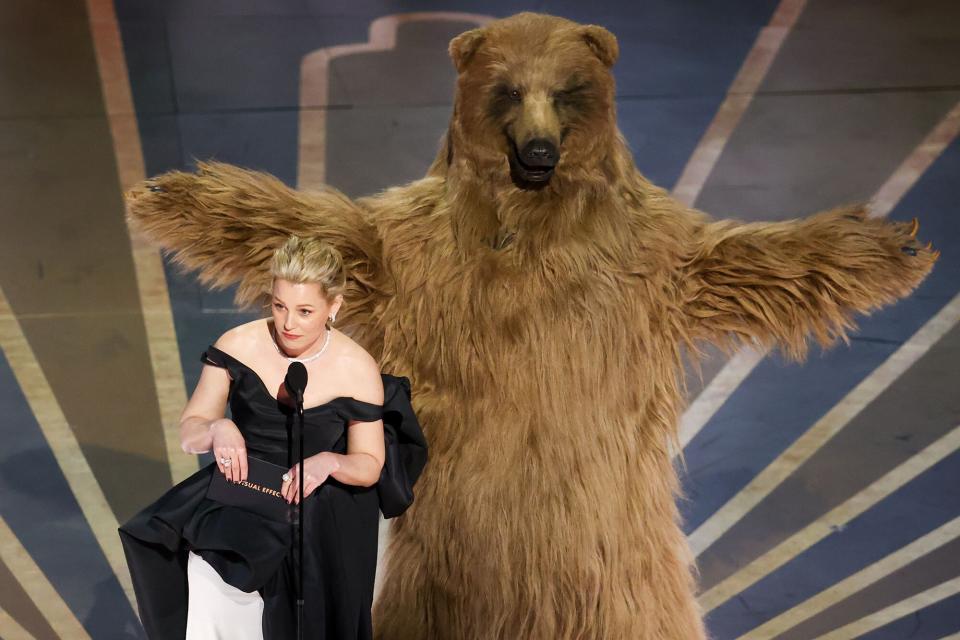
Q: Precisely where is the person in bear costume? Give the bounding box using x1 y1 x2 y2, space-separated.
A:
125 12 938 640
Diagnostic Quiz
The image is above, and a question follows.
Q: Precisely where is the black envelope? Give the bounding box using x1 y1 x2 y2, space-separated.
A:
206 456 293 523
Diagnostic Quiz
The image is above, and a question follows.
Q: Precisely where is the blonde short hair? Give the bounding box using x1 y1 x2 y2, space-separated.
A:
270 235 346 300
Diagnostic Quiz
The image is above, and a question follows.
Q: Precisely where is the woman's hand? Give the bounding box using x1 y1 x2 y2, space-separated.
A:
281 452 341 504
210 418 247 483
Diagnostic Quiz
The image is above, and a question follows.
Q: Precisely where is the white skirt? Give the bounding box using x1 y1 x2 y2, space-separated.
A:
186 551 264 639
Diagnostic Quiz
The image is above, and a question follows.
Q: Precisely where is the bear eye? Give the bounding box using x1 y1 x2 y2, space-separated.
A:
508 88 522 102
552 82 593 112
554 82 588 100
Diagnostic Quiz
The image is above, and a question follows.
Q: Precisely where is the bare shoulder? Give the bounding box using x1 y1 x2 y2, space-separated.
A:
331 330 383 405
213 318 267 357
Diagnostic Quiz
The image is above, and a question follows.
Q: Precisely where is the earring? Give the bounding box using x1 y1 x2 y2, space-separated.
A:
329 313 336 324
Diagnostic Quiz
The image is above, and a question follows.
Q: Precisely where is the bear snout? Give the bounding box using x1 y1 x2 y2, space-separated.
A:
520 139 558 168
509 137 559 186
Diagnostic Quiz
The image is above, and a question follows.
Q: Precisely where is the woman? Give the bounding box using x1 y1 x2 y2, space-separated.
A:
119 236 424 639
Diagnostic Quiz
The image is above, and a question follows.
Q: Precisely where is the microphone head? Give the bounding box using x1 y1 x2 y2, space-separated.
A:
284 361 308 401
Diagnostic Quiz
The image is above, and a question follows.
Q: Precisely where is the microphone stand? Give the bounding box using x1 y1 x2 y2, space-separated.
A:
295 387 305 640
283 359 308 639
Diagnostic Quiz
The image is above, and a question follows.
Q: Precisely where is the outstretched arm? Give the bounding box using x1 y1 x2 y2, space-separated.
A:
125 161 391 353
676 204 939 361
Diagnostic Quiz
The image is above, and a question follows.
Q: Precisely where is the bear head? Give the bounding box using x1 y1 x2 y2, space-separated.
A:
446 13 620 193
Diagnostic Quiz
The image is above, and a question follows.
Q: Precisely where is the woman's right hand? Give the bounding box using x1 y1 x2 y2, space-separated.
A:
210 418 247 483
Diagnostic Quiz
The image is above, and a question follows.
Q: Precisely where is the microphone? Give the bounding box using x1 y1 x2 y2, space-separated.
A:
283 360 308 640
284 362 308 405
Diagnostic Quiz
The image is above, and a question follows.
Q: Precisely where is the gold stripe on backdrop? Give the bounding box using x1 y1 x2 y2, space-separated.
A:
870 101 960 219
738 515 960 638
673 0 808 451
818 575 960 640
0 516 91 639
0 286 135 612
699 424 960 612
671 0 808 207
297 11 493 188
0 606 38 640
678 346 764 450
84 0 196 484
690 292 960 557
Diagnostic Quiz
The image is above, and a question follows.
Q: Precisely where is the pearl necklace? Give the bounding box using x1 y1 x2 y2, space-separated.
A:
271 326 331 364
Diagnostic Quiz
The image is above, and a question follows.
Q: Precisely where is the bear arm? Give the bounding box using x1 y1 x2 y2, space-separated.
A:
125 161 390 326
675 205 938 362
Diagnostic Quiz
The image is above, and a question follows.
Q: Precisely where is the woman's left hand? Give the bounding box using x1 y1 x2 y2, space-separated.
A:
281 452 342 504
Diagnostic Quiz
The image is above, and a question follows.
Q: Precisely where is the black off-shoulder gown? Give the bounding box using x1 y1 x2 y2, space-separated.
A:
119 346 414 640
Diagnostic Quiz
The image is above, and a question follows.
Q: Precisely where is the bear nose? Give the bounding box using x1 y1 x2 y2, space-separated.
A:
520 139 558 168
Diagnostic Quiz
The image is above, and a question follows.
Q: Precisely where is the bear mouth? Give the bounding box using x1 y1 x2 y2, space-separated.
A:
508 143 556 186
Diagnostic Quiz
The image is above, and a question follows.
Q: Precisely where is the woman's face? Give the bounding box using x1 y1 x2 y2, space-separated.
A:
271 279 342 353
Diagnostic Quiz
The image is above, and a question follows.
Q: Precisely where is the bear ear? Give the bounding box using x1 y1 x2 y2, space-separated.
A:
449 28 486 73
580 24 618 67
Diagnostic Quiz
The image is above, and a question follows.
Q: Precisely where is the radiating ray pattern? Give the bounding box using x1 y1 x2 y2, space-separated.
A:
0 0 957 637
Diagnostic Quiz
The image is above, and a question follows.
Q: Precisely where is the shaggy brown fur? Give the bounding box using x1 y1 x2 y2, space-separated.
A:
126 13 938 639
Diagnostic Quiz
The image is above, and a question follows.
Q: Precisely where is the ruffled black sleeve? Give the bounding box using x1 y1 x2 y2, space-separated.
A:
201 345 228 368
377 374 428 518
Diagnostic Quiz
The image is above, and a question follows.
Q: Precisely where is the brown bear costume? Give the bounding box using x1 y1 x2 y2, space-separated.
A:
126 13 938 640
